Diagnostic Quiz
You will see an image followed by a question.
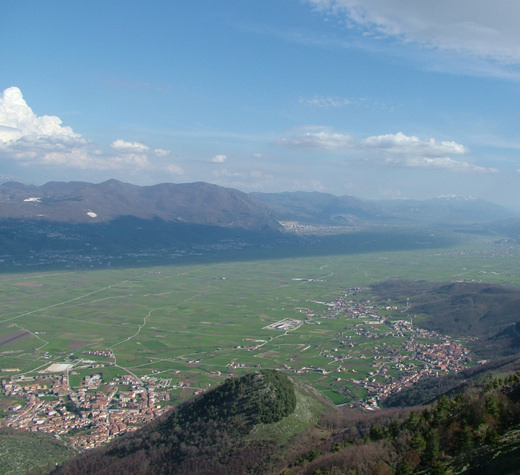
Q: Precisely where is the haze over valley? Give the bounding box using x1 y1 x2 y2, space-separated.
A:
3 1 520 473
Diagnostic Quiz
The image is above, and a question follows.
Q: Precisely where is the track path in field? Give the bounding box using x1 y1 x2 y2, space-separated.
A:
0 279 132 325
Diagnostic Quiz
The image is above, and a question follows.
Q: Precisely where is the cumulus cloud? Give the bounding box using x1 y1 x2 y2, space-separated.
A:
0 86 87 161
278 128 354 150
363 132 467 156
279 128 497 173
307 0 520 64
211 154 227 163
110 139 149 153
0 86 173 173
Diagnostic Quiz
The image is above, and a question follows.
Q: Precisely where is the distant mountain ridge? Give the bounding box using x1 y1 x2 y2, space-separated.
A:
0 179 282 231
252 190 514 225
1 180 513 230
0 180 516 268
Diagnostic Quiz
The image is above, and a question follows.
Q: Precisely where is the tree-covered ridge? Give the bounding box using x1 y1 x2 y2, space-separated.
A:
292 371 520 474
182 369 296 426
371 279 520 358
53 370 296 475
32 368 520 474
383 354 520 408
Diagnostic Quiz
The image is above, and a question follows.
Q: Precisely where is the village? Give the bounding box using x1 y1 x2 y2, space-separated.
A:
1 286 473 448
272 288 472 409
1 368 180 449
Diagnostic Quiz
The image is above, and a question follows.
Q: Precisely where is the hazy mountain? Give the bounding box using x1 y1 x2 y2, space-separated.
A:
250 191 384 225
0 180 282 231
252 191 514 225
378 195 515 224
2 180 512 231
491 217 520 241
0 181 287 265
0 180 516 268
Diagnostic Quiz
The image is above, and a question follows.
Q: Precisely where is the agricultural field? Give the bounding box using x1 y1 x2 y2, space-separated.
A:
1 235 520 408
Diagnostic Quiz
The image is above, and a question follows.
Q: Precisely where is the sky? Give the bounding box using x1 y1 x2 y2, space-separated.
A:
2 1 520 208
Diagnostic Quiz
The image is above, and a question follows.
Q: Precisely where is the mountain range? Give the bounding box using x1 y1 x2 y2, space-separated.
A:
0 180 281 231
0 180 518 267
0 179 514 229
251 190 514 225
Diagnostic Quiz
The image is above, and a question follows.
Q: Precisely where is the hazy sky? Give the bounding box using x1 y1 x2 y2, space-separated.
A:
2 1 520 207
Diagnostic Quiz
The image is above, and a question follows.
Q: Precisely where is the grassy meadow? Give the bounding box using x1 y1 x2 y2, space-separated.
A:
1 235 520 403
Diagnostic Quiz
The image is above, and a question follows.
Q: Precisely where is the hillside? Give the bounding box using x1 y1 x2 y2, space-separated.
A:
250 191 381 225
0 180 281 230
53 370 302 475
0 428 75 475
0 180 285 264
383 354 520 408
3 180 511 230
48 368 520 475
371 280 520 358
252 191 513 225
290 371 520 474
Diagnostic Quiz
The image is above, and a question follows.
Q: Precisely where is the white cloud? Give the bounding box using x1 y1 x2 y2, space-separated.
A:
107 153 150 169
384 155 498 174
154 148 170 157
211 154 227 163
364 132 467 156
40 149 93 168
278 129 354 150
0 87 87 163
110 139 149 153
279 128 496 173
0 86 173 174
165 164 184 175
307 0 520 64
299 95 351 107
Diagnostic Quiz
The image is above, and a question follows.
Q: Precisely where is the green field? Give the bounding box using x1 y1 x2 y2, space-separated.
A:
1 235 520 404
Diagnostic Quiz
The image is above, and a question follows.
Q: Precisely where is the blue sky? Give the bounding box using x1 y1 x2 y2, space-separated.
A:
2 1 520 208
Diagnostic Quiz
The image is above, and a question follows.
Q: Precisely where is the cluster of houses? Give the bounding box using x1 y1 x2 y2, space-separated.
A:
310 293 472 407
266 289 472 408
1 368 174 449
1 285 476 449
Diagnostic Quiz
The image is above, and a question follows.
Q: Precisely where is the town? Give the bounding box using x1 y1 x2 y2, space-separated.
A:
1 366 179 449
1 286 473 449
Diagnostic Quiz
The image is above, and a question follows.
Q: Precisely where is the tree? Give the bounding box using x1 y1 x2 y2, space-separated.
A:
369 424 387 441
372 461 392 475
410 432 426 455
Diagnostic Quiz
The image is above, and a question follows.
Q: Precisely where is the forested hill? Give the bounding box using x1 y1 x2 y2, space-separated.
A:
307 371 520 474
371 279 520 358
53 370 297 475
0 180 284 261
50 368 520 475
0 180 282 230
